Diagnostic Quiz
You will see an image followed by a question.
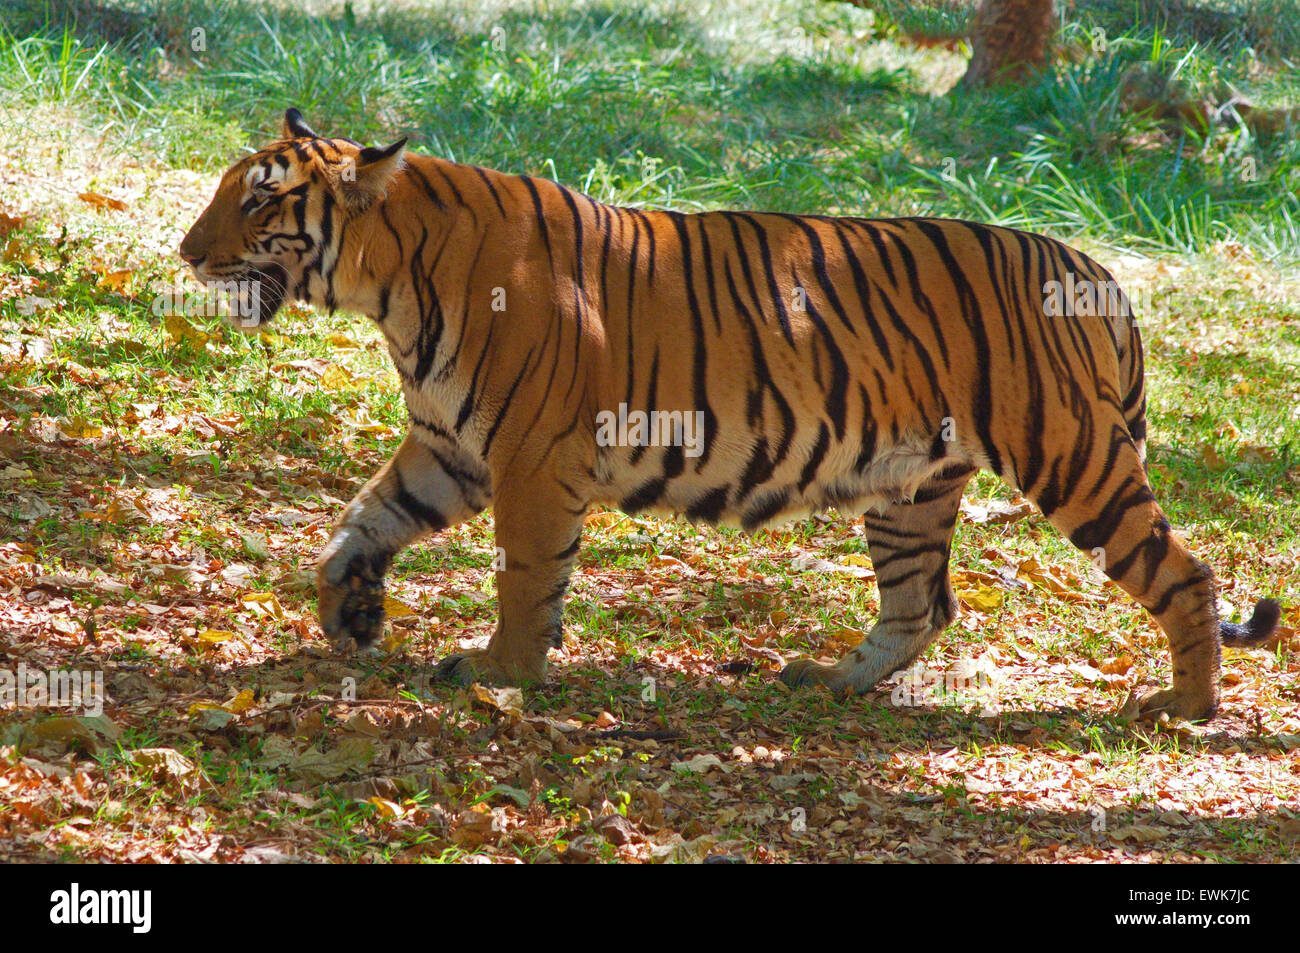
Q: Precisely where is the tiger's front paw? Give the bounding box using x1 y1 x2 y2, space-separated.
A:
317 553 387 651
434 648 546 687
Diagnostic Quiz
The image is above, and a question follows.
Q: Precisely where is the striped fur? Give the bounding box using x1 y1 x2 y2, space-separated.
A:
180 110 1280 721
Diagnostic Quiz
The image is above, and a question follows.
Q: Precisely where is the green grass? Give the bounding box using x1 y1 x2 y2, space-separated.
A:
1 0 1298 257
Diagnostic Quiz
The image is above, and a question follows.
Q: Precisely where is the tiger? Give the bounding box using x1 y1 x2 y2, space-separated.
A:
179 108 1281 722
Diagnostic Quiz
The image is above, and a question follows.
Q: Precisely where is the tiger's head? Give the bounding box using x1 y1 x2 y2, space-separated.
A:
179 108 406 327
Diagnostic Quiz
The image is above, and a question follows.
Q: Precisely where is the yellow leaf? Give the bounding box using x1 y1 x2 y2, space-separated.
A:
98 269 134 293
841 553 872 567
59 417 103 439
188 689 254 717
225 689 255 713
328 333 360 349
367 797 402 819
1016 559 1048 586
2 236 41 267
163 313 210 346
472 684 525 718
318 363 354 391
240 593 284 620
830 626 866 647
383 595 418 618
341 411 394 435
958 586 1003 612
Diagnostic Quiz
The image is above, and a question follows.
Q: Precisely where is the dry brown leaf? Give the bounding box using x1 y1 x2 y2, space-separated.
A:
77 191 128 211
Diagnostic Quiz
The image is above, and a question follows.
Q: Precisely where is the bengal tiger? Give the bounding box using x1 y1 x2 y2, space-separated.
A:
179 108 1280 722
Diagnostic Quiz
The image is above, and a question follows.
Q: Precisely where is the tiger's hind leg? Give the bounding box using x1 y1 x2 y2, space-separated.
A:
781 465 974 694
1030 430 1278 722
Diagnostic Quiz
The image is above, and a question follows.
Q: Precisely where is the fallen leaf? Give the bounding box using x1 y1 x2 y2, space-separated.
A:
957 585 1003 612
383 595 418 618
1111 824 1165 844
78 191 128 211
133 747 210 789
97 269 134 293
59 417 103 440
673 754 724 774
472 684 525 719
240 592 285 620
163 313 211 346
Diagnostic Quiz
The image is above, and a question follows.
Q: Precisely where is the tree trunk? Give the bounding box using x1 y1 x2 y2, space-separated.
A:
960 0 1056 88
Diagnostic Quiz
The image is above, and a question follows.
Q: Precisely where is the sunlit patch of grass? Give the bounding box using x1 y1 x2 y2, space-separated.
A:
1 0 1297 255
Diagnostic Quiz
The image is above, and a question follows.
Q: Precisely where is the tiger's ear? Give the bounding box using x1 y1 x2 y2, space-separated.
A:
282 107 318 140
337 138 407 213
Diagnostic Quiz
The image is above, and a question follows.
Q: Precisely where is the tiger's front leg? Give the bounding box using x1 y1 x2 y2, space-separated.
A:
435 475 586 686
317 433 488 650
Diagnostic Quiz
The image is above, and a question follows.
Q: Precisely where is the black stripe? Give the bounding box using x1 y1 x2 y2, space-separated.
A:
912 220 1002 476
686 486 730 523
798 422 830 492
734 213 794 343
742 490 790 531
482 352 533 456
471 165 508 217
667 213 717 468
393 469 448 531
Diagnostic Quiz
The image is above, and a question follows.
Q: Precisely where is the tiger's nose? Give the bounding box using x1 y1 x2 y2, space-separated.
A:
179 248 202 265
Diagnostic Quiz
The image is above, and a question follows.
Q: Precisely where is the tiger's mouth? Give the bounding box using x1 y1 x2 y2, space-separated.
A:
230 263 289 328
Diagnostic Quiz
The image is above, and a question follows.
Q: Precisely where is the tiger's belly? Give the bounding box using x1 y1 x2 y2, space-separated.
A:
592 434 963 531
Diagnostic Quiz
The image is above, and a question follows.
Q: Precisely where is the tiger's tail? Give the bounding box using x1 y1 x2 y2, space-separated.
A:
1220 599 1283 647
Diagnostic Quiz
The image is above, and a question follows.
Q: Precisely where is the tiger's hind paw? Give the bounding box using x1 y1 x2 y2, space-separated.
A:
434 647 545 687
1135 687 1218 723
779 659 851 693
